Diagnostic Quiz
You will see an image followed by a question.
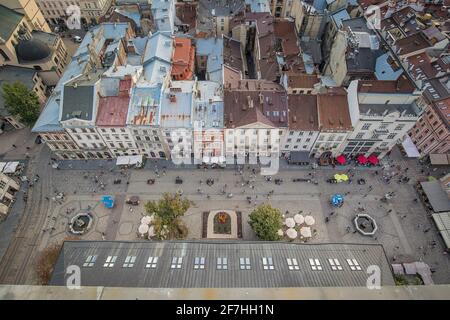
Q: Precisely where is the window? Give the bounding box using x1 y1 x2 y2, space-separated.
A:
387 133 396 139
328 259 343 271
239 257 251 270
123 255 136 268
194 257 205 269
346 259 362 271
103 255 117 267
145 256 158 268
287 258 300 270
217 257 228 270
83 255 97 267
262 257 274 270
356 133 364 139
362 124 371 130
309 258 322 270
394 124 405 131
171 257 183 269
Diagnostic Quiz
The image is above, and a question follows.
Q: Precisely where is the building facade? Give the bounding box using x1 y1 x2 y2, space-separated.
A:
0 173 20 216
408 97 450 156
36 0 113 25
342 79 423 158
281 94 320 156
311 89 352 158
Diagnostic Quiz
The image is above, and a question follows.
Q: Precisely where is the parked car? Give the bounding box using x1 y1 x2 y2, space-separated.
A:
125 196 140 205
292 178 311 183
73 35 82 43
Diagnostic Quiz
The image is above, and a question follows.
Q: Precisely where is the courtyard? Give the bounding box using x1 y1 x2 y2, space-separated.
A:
37 161 450 284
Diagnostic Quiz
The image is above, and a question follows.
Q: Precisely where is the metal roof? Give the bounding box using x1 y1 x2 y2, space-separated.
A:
50 240 395 288
195 38 224 83
0 4 24 41
420 181 450 213
431 212 450 250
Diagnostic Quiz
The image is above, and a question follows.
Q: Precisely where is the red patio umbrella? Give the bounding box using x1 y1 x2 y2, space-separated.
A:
368 155 379 165
335 155 346 165
357 155 368 165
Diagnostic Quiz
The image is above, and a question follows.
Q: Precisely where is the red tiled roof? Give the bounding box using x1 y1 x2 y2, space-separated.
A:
274 20 299 57
287 73 319 89
224 83 288 128
317 92 352 131
96 96 130 127
171 38 195 80
395 32 431 55
288 94 319 131
358 76 416 94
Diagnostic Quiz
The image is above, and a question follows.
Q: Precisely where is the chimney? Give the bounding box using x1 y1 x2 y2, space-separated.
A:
229 113 233 124
293 116 297 122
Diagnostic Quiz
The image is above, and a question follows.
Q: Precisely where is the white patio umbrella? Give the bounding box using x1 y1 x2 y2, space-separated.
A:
138 224 149 235
141 215 153 225
294 214 305 225
277 229 284 237
300 226 312 238
285 217 295 228
305 215 315 226
286 228 298 239
148 225 155 238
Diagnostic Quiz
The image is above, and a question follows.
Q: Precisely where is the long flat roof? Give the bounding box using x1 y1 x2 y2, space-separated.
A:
50 240 395 288
420 181 450 213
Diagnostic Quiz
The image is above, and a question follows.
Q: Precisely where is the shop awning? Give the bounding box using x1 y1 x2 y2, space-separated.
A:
402 136 420 158
289 151 310 164
430 153 450 166
335 155 346 165
368 155 379 165
357 155 368 165
116 155 143 166
431 212 450 250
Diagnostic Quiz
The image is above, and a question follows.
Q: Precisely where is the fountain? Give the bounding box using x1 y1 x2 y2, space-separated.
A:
354 213 378 236
69 213 94 235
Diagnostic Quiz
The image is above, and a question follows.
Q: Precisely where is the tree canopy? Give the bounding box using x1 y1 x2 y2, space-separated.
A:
1 81 40 126
144 193 191 239
248 204 283 241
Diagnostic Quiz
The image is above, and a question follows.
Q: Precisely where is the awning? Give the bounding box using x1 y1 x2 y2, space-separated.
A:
211 157 219 164
430 153 450 166
431 212 450 250
116 155 143 166
202 156 210 164
357 155 368 165
402 136 420 158
420 181 450 213
368 155 379 165
289 151 310 164
2 162 20 173
335 155 346 165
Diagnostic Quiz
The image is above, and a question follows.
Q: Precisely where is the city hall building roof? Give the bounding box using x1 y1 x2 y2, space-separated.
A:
50 240 395 288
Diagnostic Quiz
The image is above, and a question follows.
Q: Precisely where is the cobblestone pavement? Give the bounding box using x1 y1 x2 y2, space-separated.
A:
0 142 449 284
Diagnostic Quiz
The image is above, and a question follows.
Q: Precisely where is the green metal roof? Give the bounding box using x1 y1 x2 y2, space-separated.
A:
0 4 24 41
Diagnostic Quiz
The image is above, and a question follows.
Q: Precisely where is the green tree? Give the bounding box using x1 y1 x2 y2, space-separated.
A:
1 82 40 126
144 193 191 239
248 204 283 241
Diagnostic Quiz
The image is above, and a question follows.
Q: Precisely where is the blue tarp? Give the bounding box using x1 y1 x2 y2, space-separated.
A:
331 194 344 207
102 195 115 209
